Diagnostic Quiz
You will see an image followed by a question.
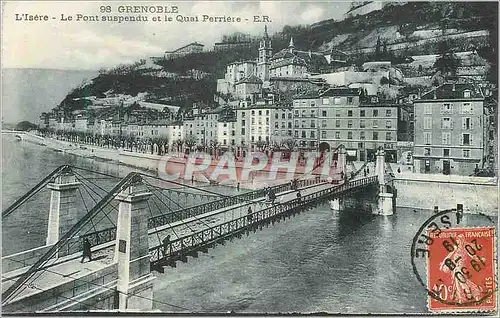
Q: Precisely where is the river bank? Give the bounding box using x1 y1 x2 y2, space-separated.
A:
14 132 499 215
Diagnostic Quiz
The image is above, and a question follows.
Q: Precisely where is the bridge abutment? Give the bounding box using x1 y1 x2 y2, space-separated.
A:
114 175 154 311
374 148 394 216
46 167 81 246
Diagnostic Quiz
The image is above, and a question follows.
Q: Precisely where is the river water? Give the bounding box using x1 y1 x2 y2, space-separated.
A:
2 135 497 314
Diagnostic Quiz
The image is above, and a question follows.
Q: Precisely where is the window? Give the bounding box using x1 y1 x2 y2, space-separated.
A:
311 120 316 128
373 120 378 128
424 132 432 145
360 131 365 140
347 110 353 117
322 120 327 128
302 110 306 117
373 109 379 117
463 149 470 158
442 118 452 129
424 117 432 130
294 110 299 116
443 149 450 157
424 104 432 114
258 110 262 116
335 110 341 117
294 120 299 128
373 132 378 140
348 132 353 139
441 103 452 114
294 131 298 138
310 131 315 138
462 117 472 130
251 118 255 124
348 120 353 128
424 148 431 156
360 120 365 128
386 132 392 140
360 110 365 117
335 120 341 128
311 101 316 107
288 113 292 119
358 142 364 149
281 113 285 119
461 103 473 114
242 119 246 125
241 112 246 117
334 97 341 104
442 132 451 145
386 120 392 129
275 113 279 119
462 133 471 145
322 110 327 117
386 109 392 117
463 90 471 98
266 118 269 125
347 97 353 104
241 128 245 134
311 110 316 117
335 132 340 139
251 110 255 115
322 98 329 105
301 120 306 128
275 122 279 129
266 110 269 115
288 122 292 129
302 131 306 138
322 131 326 139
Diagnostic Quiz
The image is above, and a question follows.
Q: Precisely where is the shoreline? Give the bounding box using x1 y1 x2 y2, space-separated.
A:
10 132 499 215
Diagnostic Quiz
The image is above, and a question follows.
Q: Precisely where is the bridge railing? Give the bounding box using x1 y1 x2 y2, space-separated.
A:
150 175 378 266
147 176 321 229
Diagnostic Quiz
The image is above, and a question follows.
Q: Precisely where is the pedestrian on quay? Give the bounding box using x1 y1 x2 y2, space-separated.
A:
81 238 92 263
237 182 240 191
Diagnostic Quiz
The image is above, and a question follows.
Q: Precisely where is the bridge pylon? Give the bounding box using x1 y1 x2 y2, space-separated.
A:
46 166 82 247
114 174 155 311
337 145 347 178
375 148 393 216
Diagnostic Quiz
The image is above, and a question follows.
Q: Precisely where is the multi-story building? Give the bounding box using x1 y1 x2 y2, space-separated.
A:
413 83 485 175
293 87 399 161
164 42 204 60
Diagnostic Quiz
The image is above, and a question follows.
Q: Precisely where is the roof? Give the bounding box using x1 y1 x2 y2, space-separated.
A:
236 75 263 84
419 83 484 101
320 87 361 97
165 42 204 53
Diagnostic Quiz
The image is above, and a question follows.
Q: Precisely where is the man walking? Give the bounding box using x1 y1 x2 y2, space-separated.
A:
81 238 92 263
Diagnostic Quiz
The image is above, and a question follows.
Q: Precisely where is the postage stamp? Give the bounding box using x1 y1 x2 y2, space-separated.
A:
411 209 497 314
427 227 496 312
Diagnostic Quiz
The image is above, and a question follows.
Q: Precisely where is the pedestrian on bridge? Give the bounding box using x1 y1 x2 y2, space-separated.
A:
162 235 171 257
364 168 367 177
296 191 302 203
247 206 253 222
81 238 92 263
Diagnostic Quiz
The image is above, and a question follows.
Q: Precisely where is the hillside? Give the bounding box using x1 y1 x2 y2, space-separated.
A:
55 1 497 115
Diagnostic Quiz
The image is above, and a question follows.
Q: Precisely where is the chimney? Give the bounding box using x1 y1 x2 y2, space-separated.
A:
452 83 456 91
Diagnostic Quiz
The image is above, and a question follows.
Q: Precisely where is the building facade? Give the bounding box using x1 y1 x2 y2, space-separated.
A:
293 87 398 161
413 83 485 175
164 42 204 60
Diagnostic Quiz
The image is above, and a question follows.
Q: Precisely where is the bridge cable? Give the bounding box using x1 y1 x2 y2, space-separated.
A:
2 165 68 218
144 182 225 234
2 172 138 303
3 257 194 312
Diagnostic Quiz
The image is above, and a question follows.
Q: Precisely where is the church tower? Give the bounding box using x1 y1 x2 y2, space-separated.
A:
257 25 272 82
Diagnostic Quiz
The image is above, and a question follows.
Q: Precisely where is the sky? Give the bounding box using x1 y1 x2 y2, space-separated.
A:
2 1 351 71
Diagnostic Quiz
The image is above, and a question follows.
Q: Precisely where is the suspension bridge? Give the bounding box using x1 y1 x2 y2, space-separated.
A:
1 146 396 313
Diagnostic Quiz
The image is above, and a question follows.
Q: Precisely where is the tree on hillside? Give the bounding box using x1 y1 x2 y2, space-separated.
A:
433 41 461 78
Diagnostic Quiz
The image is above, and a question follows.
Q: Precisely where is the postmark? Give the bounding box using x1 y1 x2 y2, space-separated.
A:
411 209 497 313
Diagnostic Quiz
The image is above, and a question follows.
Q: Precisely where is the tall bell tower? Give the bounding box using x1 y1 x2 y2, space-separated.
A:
257 25 272 82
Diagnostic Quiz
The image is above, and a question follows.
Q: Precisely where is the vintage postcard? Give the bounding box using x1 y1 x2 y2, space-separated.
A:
1 0 498 315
